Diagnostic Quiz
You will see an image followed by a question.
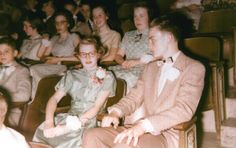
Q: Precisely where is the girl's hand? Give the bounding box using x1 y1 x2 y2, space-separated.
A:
121 60 140 69
43 120 55 138
45 57 61 64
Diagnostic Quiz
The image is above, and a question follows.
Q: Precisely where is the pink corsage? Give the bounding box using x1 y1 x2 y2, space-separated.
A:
91 67 107 84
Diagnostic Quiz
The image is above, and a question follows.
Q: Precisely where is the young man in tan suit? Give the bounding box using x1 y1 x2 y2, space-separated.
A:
82 15 205 148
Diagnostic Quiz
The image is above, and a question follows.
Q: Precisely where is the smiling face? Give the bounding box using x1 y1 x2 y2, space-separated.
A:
149 27 170 58
92 7 108 29
134 7 149 32
0 44 17 65
23 21 37 36
78 44 98 70
55 15 69 34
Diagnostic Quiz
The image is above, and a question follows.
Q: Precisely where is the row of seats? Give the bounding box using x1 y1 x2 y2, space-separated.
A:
10 36 224 147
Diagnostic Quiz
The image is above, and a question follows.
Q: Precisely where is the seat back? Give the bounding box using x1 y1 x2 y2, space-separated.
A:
183 36 224 139
198 9 236 33
184 37 222 111
19 75 71 138
105 78 127 109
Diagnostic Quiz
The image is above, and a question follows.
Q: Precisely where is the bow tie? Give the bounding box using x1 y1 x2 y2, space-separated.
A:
134 34 142 42
157 57 173 66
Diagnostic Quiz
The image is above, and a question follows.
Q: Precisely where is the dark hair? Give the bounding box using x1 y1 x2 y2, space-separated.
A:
133 2 154 22
150 11 195 41
22 14 45 34
54 10 75 30
0 13 11 36
76 35 106 56
92 4 109 18
0 37 17 50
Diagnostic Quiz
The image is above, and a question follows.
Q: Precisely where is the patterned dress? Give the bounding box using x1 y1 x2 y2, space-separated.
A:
30 33 79 98
33 68 116 148
109 29 150 88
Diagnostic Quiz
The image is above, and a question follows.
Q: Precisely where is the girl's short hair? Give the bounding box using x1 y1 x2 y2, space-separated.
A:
22 14 45 34
54 10 75 31
76 35 107 56
0 37 17 50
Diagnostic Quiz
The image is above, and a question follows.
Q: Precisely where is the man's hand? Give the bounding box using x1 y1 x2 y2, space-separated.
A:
114 123 145 147
101 111 120 129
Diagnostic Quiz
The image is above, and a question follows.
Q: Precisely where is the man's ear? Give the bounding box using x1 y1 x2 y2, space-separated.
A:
13 50 18 57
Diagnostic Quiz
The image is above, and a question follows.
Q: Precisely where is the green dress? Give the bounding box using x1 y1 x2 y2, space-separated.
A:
33 68 116 148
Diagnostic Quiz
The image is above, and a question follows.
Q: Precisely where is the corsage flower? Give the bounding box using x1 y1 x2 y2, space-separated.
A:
166 67 180 81
91 67 107 84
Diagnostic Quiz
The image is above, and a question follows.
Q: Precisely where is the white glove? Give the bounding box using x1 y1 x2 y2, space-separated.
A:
140 54 154 64
42 39 51 47
66 115 82 131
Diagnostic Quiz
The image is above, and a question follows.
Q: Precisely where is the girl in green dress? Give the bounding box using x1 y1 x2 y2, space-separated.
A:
33 36 116 148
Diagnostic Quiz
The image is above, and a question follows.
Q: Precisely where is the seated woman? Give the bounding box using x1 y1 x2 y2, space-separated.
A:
30 10 80 98
18 14 44 65
109 3 151 89
0 87 29 148
92 5 121 62
108 3 152 124
33 36 116 147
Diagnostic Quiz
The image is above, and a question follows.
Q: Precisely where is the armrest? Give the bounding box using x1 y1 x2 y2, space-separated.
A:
11 101 29 108
173 117 197 131
61 61 81 69
99 61 118 68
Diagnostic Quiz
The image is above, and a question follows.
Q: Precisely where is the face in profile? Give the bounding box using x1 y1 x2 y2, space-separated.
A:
23 21 36 36
149 27 169 57
92 7 108 29
134 7 149 31
0 44 17 65
55 15 69 34
78 44 98 70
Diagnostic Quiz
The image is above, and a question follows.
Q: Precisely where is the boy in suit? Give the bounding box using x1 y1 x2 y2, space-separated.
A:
82 14 205 148
0 37 31 127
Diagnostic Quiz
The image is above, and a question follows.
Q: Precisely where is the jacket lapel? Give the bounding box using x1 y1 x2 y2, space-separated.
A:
157 52 187 100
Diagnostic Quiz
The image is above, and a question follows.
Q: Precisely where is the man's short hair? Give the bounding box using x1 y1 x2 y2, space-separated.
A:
150 11 195 41
0 37 17 50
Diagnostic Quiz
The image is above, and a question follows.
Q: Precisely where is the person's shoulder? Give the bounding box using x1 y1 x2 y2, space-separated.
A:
182 53 205 71
109 30 121 38
15 63 30 72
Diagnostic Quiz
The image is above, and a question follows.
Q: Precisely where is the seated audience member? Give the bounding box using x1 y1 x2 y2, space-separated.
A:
92 5 121 62
71 0 94 37
171 0 202 30
33 36 116 147
0 37 31 127
0 87 29 148
18 14 45 64
109 3 151 89
82 14 205 148
30 10 80 98
41 0 57 37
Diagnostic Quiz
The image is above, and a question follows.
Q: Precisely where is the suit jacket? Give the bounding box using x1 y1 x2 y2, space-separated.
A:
112 52 205 148
0 62 31 102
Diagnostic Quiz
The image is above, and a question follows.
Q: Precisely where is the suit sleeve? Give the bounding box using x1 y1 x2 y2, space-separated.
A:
111 65 148 117
146 62 205 133
12 67 31 102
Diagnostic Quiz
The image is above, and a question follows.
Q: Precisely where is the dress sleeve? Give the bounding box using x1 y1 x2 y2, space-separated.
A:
101 71 116 97
55 71 73 93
